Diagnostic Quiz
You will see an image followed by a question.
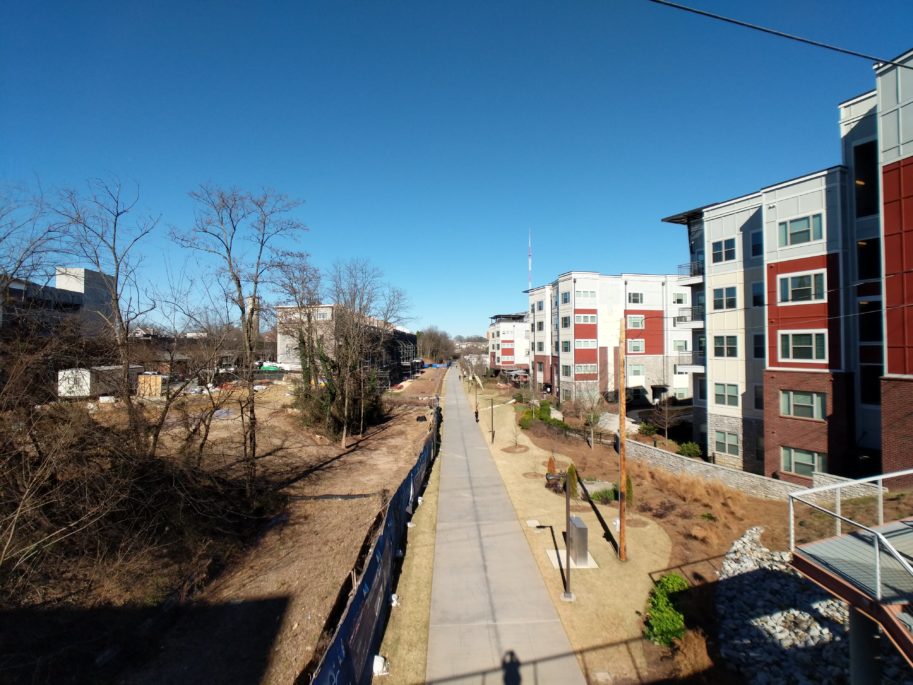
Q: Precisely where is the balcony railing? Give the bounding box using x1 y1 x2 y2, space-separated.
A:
677 261 705 278
674 305 705 323
672 352 705 368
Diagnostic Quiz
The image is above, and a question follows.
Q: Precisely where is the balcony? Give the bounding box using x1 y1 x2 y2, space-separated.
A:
677 260 704 285
789 470 913 669
673 352 705 374
673 306 705 329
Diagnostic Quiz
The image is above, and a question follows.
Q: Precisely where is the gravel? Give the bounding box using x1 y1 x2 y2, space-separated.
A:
716 527 913 684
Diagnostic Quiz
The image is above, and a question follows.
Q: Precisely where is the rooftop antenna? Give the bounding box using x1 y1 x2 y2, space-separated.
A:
528 229 532 292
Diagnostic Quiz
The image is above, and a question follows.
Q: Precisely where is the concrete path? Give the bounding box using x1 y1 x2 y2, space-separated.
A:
426 371 586 684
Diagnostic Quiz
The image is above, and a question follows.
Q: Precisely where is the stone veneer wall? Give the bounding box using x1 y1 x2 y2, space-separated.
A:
706 413 743 470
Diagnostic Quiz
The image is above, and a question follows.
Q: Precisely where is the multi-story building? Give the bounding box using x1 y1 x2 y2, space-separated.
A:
663 46 913 481
526 271 690 404
486 313 530 373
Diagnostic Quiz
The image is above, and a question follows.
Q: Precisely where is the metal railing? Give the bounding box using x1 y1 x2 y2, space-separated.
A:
677 261 705 278
674 305 705 323
789 468 913 601
672 352 705 369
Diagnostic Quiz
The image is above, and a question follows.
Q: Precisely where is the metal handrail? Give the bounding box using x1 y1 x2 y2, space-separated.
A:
789 469 913 602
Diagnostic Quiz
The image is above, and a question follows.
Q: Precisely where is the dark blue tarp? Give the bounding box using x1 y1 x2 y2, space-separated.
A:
310 410 439 684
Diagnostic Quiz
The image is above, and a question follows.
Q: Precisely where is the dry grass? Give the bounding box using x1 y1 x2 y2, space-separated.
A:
673 629 714 678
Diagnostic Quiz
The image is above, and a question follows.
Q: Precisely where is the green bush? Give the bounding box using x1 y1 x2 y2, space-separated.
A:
565 463 578 499
644 573 689 646
543 416 570 431
638 422 657 436
519 410 534 430
537 401 552 421
678 441 702 459
590 488 614 504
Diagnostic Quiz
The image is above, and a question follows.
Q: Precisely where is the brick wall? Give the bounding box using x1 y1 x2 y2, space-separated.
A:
763 370 853 479
881 376 913 481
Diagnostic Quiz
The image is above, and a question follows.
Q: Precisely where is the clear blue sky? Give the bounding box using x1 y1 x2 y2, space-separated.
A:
2 1 912 337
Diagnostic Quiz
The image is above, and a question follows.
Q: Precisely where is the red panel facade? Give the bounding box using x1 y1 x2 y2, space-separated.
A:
883 158 913 375
766 254 841 370
624 308 663 355
574 308 598 380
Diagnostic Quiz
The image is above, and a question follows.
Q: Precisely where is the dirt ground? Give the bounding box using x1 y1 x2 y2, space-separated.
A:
121 366 447 684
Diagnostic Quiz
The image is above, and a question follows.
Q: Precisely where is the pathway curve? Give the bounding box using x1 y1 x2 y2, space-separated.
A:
426 371 586 684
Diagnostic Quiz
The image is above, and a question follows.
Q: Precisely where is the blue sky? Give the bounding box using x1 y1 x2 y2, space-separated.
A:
2 1 912 336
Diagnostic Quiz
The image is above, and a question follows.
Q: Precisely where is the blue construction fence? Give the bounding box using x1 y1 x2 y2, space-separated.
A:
304 406 442 685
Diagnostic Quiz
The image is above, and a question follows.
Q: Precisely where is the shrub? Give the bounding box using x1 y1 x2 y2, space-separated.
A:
590 488 614 504
518 410 534 430
546 456 557 474
537 401 552 421
543 416 570 431
644 573 689 646
638 422 657 436
678 441 702 459
565 463 578 499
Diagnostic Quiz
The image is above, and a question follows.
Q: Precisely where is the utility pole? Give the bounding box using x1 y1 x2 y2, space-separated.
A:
490 397 495 444
618 318 628 562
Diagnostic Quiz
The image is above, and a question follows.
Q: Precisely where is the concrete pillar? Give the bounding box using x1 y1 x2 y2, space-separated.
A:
849 607 881 685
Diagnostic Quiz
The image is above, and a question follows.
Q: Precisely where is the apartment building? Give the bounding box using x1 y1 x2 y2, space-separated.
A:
526 271 690 404
662 46 913 481
487 313 530 373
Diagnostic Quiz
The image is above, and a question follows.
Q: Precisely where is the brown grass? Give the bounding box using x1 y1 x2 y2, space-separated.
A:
673 629 714 678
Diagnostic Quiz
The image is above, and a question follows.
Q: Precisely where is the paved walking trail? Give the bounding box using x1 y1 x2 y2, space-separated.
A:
426 370 586 684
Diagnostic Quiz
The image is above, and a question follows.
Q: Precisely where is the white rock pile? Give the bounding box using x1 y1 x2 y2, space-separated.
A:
716 527 912 684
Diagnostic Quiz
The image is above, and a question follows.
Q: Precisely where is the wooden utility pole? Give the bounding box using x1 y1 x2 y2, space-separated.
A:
618 319 628 561
490 397 495 444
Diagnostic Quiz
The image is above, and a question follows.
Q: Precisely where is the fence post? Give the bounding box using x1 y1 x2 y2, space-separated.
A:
788 496 795 552
878 477 884 528
835 489 842 537
875 535 882 601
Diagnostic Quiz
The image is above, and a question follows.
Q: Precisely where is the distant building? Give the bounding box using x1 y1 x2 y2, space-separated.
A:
487 313 530 374
275 304 417 387
526 271 689 404
1 267 113 336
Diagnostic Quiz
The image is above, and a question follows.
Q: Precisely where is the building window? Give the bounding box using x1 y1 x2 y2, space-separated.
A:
627 315 645 329
561 365 571 377
696 377 706 401
778 213 823 247
857 239 881 280
554 341 559 353
713 286 737 310
854 140 878 218
561 291 570 304
561 316 571 328
780 390 826 420
575 314 597 323
697 335 706 356
781 447 826 477
753 385 764 410
628 292 643 304
536 321 544 331
575 364 597 374
575 290 596 298
778 271 825 303
711 238 736 263
574 339 597 348
751 230 763 257
713 335 737 358
537 299 544 311
537 362 544 373
536 341 544 352
627 339 645 353
714 383 738 406
715 431 739 456
673 339 688 352
779 331 826 362
753 334 765 359
530 322 535 331
629 363 645 376
751 282 764 307
860 364 882 405
673 292 687 304
561 340 570 353
501 355 514 362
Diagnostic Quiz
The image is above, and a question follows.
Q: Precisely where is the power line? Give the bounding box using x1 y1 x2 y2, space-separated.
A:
645 0 913 71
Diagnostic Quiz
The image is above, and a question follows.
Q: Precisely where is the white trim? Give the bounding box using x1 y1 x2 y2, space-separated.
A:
776 268 827 306
778 329 828 364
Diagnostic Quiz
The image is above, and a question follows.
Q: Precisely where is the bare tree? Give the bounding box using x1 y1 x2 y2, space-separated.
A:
271 250 322 391
54 179 157 455
577 381 606 450
175 186 305 496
